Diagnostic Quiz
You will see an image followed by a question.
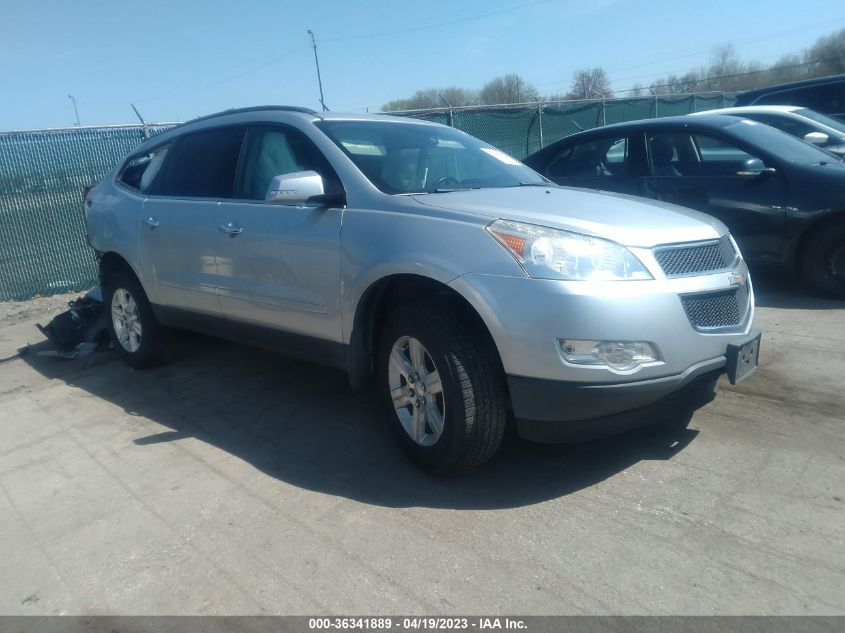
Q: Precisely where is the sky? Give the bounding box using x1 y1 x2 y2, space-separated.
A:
1 0 844 131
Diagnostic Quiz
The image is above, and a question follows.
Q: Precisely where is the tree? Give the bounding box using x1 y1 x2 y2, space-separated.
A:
649 70 701 95
629 83 645 97
566 67 613 99
805 27 845 77
478 74 539 105
383 87 477 112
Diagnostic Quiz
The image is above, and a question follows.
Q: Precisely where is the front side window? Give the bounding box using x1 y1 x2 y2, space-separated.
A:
235 125 342 200
150 126 245 198
649 132 759 177
560 137 628 178
741 114 816 139
315 120 544 194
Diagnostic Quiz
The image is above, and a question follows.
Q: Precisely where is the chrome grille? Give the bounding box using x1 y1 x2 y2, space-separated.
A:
681 284 750 331
655 237 737 277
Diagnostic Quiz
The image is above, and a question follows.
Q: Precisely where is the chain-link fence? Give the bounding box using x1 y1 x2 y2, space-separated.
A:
0 124 173 301
391 92 734 159
0 92 734 302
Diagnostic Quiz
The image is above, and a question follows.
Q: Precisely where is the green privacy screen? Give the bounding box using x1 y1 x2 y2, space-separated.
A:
0 93 732 301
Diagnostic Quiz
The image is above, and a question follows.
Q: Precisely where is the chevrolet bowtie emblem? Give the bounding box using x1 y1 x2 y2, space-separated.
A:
729 272 747 287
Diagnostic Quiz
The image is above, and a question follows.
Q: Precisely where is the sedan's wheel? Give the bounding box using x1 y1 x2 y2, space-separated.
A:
801 219 845 298
111 288 143 353
388 336 445 447
104 269 168 368
377 302 509 475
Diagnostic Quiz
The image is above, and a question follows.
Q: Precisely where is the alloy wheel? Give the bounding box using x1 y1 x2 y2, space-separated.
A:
387 336 446 447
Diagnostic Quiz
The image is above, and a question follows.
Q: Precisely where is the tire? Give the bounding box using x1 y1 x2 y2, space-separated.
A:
376 302 509 475
800 219 845 298
103 269 168 368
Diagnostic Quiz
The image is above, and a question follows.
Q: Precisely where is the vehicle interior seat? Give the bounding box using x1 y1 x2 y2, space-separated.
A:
650 136 682 177
245 131 302 199
567 145 612 177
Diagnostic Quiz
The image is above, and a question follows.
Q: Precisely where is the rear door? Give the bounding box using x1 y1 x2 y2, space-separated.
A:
641 128 788 262
213 124 345 359
138 125 245 324
538 133 642 195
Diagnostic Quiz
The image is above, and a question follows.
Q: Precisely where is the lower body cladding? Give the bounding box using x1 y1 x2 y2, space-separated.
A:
450 270 760 443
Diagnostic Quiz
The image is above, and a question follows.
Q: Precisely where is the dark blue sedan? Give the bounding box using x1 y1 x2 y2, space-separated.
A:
524 115 845 297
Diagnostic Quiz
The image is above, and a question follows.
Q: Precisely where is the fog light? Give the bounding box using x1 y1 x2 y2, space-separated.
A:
556 339 661 372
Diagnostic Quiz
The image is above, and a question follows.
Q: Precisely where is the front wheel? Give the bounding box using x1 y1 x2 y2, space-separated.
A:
801 219 845 298
376 303 509 474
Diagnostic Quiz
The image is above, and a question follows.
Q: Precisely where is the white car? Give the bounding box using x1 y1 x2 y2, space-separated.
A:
691 105 845 157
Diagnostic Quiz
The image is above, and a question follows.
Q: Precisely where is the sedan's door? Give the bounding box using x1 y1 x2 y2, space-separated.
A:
213 124 345 363
537 133 643 195
641 128 788 262
137 125 245 327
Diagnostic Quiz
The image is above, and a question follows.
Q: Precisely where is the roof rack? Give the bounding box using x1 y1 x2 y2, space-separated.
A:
180 105 321 127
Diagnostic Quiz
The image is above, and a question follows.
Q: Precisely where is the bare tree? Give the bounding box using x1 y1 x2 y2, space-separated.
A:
805 27 845 76
478 74 539 105
383 87 477 112
567 68 614 99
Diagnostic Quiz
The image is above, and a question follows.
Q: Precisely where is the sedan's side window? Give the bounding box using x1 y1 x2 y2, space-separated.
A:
742 114 815 139
149 126 246 198
235 126 342 200
561 137 628 178
648 132 758 178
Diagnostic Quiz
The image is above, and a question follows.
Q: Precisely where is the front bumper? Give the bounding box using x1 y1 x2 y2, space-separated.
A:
449 268 757 442
510 361 722 443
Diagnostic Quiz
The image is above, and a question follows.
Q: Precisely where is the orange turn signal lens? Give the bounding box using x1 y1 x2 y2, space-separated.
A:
491 231 527 259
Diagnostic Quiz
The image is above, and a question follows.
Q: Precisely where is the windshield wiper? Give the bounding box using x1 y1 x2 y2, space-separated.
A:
431 187 481 193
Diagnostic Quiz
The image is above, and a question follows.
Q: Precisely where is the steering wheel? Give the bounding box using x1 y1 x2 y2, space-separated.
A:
431 176 460 189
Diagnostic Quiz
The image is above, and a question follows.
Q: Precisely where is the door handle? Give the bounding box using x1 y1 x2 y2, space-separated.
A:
218 222 244 237
144 217 160 229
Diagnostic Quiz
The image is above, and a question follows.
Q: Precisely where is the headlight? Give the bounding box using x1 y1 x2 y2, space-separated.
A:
487 220 651 281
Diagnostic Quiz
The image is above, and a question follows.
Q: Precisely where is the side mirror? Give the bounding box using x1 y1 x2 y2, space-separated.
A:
804 131 829 145
265 170 324 204
737 157 776 178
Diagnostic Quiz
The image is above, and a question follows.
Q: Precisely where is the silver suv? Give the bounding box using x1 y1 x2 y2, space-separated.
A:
85 106 760 474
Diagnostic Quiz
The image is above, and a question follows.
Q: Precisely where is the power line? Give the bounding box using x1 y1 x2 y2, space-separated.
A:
614 55 844 94
536 17 845 89
321 0 550 43
80 43 308 106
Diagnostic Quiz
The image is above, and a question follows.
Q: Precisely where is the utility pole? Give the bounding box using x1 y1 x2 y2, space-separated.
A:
67 94 80 126
307 30 328 111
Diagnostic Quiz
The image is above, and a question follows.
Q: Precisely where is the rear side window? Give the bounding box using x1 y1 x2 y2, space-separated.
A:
561 137 628 177
150 126 245 198
118 145 169 192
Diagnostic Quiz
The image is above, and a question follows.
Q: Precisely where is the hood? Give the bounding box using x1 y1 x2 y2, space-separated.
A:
412 186 726 248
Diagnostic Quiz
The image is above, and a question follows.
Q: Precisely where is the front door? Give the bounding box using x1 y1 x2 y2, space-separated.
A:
641 129 788 262
214 124 345 358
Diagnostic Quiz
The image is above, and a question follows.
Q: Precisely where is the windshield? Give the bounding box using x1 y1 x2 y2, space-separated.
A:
726 118 842 163
795 108 845 137
316 120 546 194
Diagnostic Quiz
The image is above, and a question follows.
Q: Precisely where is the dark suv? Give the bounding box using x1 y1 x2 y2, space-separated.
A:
733 74 845 122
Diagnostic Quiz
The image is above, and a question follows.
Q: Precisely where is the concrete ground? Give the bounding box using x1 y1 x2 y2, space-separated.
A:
0 276 843 615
